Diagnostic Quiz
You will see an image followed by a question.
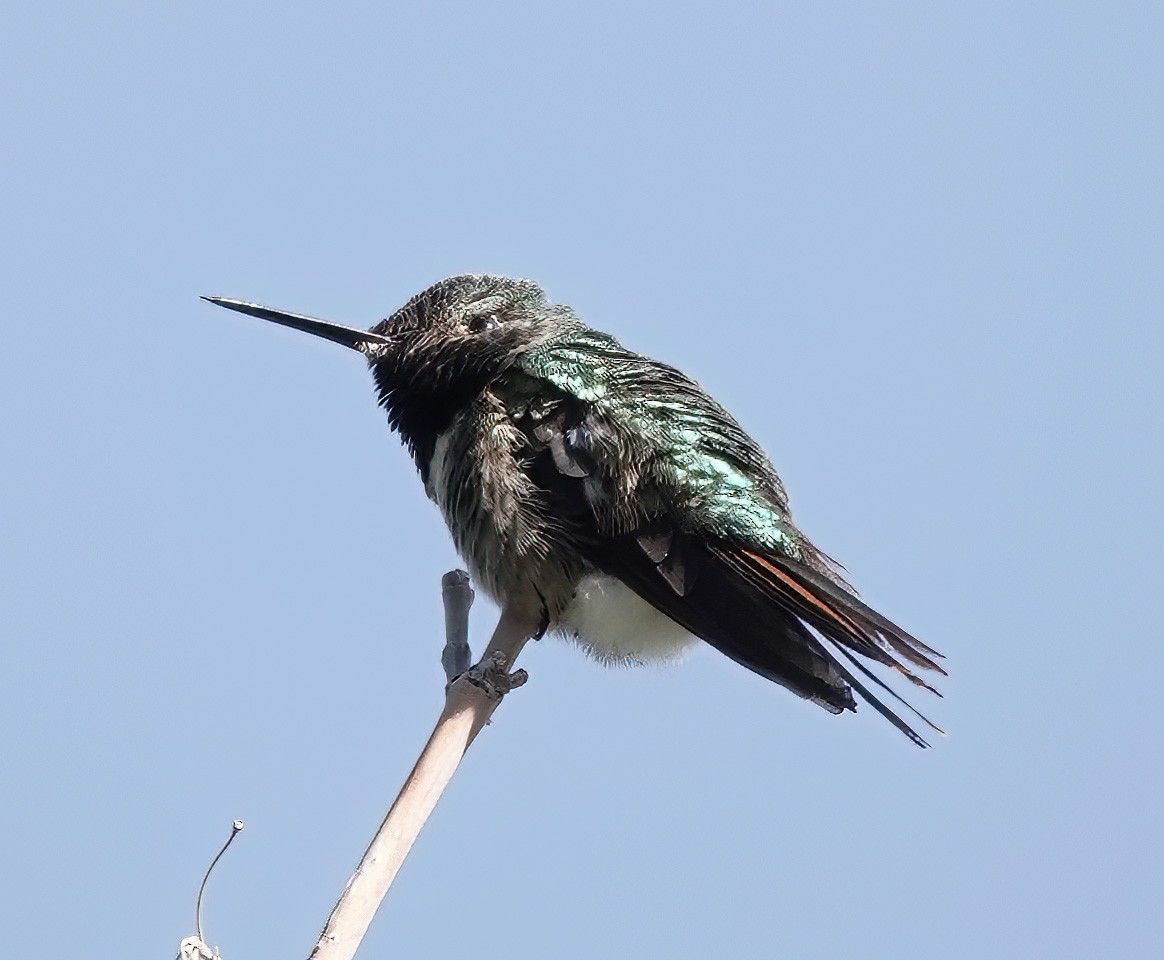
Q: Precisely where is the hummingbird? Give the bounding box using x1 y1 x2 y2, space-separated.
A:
204 275 945 745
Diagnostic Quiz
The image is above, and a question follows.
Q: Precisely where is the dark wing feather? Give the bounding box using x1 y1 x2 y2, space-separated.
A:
711 547 946 693
515 328 945 745
706 544 945 744
586 528 859 715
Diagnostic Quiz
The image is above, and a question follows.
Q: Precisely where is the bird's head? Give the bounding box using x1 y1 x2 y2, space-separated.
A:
376 274 552 343
204 274 571 466
369 275 570 460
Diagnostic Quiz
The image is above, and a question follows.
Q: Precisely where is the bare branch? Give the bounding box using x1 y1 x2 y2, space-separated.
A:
177 820 245 960
307 578 538 960
440 569 473 688
196 820 245 943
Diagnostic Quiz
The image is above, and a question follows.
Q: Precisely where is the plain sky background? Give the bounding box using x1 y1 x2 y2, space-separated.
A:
2 3 1161 957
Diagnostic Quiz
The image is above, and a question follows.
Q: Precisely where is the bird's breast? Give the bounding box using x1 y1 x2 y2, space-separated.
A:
424 398 697 668
422 402 580 614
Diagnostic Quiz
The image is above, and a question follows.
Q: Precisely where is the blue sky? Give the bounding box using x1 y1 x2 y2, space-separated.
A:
1 3 1160 957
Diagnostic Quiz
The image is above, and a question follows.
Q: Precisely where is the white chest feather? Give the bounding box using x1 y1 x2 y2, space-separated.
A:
557 574 698 665
424 429 456 509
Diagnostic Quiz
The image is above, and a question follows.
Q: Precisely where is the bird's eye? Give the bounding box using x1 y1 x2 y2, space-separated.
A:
468 314 499 333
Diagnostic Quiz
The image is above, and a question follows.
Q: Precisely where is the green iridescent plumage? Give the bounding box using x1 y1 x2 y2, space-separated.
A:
521 323 806 555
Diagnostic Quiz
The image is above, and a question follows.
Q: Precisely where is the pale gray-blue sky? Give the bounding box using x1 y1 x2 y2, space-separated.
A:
1 3 1160 957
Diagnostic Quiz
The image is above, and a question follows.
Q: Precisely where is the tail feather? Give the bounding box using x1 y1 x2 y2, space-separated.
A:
826 639 946 735
706 543 945 745
818 647 934 748
717 547 945 693
586 528 945 746
790 561 946 666
591 535 859 714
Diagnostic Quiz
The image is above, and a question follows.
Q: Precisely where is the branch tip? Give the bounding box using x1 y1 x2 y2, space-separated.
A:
194 819 245 946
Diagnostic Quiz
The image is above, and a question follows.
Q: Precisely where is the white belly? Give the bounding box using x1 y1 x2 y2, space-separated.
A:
557 574 698 665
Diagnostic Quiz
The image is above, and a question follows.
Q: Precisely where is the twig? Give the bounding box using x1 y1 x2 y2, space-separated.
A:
197 820 245 943
178 819 245 960
307 572 538 960
440 570 473 689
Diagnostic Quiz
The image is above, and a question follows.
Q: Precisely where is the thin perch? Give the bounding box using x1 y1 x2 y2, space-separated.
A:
308 574 538 960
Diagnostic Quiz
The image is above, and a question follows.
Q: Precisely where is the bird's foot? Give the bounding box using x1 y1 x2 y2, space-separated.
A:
463 652 529 701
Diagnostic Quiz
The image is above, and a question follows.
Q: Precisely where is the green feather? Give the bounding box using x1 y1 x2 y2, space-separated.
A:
521 325 804 557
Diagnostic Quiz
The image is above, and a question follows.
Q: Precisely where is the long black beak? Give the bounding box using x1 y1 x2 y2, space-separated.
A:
202 296 392 352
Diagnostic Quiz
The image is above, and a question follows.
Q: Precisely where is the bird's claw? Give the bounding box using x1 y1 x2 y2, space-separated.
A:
464 653 528 700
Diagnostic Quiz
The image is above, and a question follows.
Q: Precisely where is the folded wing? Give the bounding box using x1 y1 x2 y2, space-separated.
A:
517 328 945 745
